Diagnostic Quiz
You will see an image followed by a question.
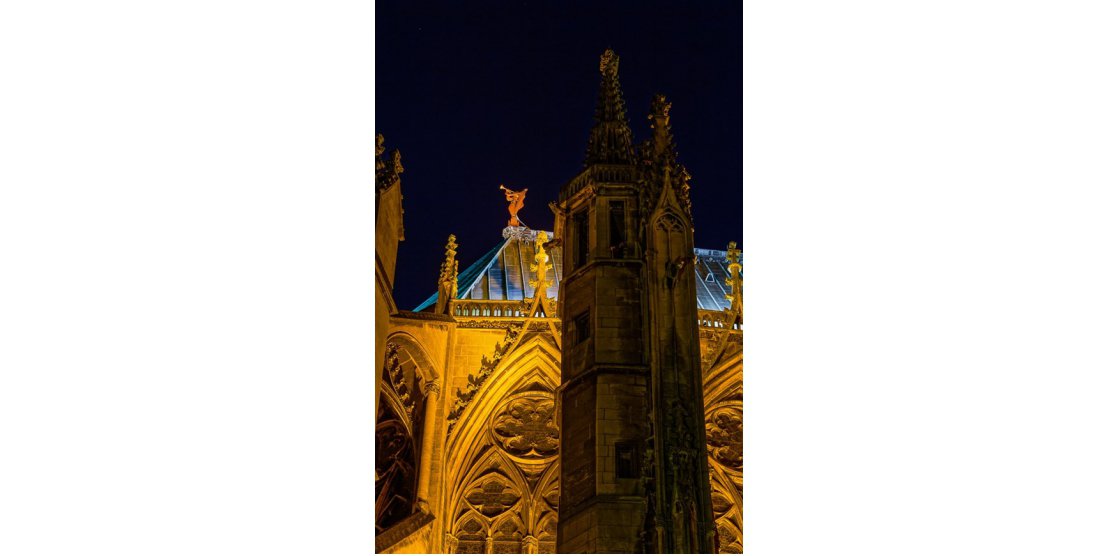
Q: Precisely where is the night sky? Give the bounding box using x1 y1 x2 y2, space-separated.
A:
376 0 743 310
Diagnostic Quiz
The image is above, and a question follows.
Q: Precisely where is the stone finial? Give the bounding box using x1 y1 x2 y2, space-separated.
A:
435 234 459 315
583 49 635 168
724 241 743 320
650 93 671 120
528 230 553 297
599 48 619 76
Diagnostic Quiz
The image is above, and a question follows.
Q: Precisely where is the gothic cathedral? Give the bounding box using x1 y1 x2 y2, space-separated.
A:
376 50 743 554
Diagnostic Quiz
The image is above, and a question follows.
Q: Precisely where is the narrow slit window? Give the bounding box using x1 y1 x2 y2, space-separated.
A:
574 310 591 344
608 201 625 258
573 210 589 268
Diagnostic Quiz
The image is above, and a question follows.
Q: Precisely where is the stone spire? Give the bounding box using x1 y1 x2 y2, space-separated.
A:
584 49 636 167
642 94 693 220
435 234 459 315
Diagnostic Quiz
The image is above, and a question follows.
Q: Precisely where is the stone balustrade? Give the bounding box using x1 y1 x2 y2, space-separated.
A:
451 300 529 318
698 308 742 330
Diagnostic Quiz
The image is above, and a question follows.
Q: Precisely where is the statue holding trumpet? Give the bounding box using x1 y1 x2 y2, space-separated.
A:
499 184 528 227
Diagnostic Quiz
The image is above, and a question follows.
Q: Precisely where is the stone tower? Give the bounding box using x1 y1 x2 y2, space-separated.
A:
555 49 715 553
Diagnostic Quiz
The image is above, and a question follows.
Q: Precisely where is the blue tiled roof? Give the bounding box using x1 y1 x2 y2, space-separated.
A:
693 248 735 311
413 230 737 312
413 240 507 312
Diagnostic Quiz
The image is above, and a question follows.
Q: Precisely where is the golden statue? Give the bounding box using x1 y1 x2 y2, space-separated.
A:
529 231 553 296
499 184 528 227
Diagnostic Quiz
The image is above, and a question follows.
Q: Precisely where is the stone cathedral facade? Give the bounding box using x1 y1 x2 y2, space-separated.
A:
376 50 743 554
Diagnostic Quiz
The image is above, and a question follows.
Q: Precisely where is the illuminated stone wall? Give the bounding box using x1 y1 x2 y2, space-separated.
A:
376 235 743 554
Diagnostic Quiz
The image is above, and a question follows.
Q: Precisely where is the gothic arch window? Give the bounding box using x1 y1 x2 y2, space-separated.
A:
377 336 438 533
655 214 685 233
491 515 525 554
375 397 416 531
452 515 487 554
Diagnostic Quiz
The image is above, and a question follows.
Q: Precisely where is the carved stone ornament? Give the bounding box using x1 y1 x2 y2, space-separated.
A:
490 394 559 459
456 319 522 330
528 231 553 296
383 342 414 418
436 234 459 315
375 134 403 192
706 407 743 471
502 226 552 242
465 475 522 518
391 149 404 175
718 520 743 554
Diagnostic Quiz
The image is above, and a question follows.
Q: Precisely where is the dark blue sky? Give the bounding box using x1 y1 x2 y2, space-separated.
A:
376 0 742 309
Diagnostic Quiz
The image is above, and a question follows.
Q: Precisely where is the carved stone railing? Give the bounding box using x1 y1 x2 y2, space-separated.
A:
698 308 741 331
560 164 638 200
452 300 530 319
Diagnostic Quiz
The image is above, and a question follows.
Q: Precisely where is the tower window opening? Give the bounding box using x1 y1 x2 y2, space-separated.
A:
574 310 591 344
608 201 625 258
573 210 589 268
615 442 640 478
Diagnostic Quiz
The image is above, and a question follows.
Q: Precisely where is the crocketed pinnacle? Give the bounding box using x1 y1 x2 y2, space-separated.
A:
648 93 678 166
584 49 636 167
435 234 459 315
724 241 743 321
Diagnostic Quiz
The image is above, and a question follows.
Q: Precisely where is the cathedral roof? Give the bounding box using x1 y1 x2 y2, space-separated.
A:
413 227 736 312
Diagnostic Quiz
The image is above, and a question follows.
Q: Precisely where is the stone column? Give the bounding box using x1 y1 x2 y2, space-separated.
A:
414 379 441 512
445 532 459 554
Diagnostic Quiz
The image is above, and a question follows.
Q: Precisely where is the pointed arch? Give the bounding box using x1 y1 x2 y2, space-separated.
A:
704 346 744 404
441 330 562 554
385 330 441 384
377 332 443 534
445 333 561 473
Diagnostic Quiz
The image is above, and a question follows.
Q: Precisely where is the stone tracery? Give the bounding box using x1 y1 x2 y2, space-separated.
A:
491 395 559 459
